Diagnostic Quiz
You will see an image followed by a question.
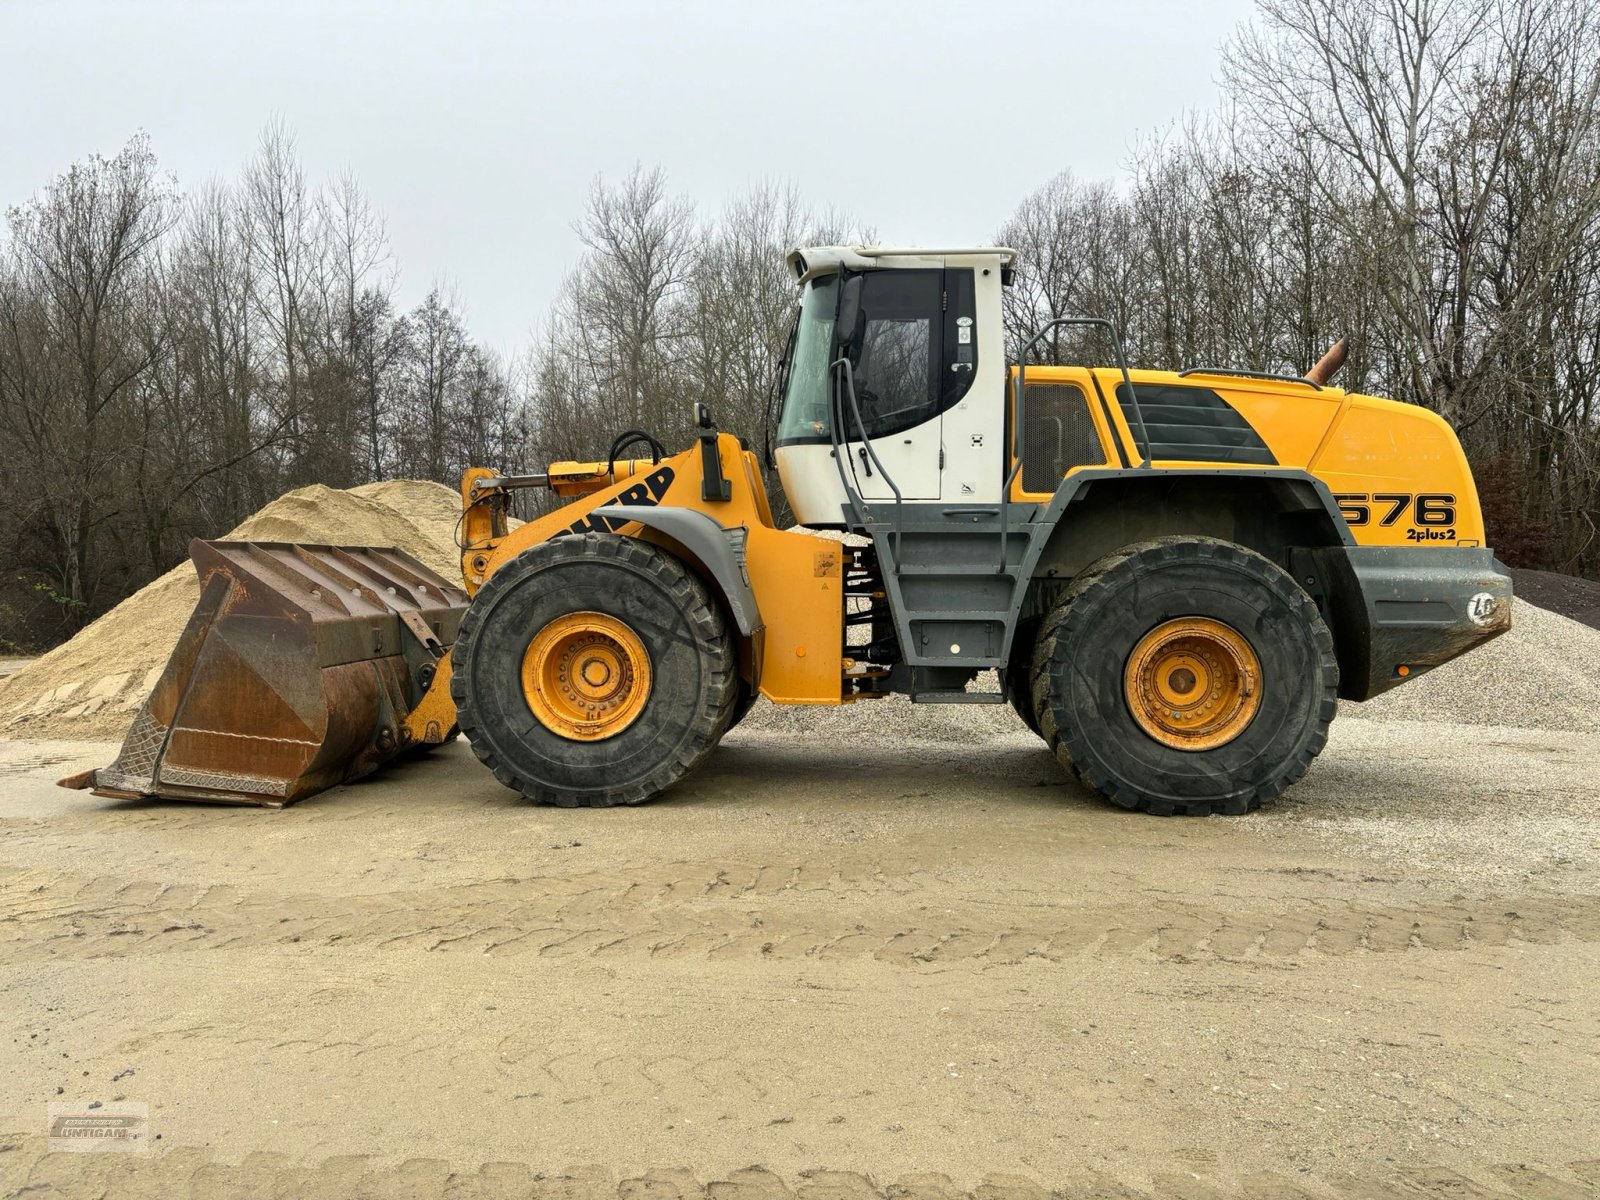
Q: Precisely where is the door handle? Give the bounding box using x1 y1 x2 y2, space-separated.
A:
856 446 874 477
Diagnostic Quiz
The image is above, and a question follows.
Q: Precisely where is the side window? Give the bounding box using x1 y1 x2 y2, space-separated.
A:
853 271 940 438
837 267 978 442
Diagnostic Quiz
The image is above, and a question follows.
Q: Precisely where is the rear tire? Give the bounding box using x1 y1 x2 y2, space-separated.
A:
452 534 738 807
1030 537 1337 816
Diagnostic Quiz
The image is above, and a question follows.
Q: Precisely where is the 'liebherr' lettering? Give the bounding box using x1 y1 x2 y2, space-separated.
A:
565 466 676 535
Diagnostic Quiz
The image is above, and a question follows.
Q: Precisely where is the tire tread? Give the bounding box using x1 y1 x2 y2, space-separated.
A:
1030 536 1337 816
451 534 737 807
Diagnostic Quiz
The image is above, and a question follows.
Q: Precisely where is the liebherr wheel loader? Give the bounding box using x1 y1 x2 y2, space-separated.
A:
64 245 1513 816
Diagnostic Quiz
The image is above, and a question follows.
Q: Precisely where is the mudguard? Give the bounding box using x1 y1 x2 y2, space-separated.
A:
592 505 764 636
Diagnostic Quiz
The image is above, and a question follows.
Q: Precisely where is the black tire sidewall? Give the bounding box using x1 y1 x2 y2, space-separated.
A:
1004 618 1041 737
1044 543 1332 808
455 537 731 799
726 679 759 731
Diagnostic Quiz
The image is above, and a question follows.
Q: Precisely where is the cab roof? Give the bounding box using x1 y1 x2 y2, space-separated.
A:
786 245 1018 286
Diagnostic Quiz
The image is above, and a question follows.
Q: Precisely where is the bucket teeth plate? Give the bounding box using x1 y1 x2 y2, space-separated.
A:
67 540 468 807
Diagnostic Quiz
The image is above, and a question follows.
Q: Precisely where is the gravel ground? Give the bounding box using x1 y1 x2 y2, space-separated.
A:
1253 716 1600 886
0 716 1597 1198
1510 566 1600 630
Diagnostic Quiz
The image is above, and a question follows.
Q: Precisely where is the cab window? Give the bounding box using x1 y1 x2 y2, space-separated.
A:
775 267 978 445
851 271 941 439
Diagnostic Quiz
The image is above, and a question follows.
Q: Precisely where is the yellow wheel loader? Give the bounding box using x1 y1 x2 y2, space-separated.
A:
64 245 1512 816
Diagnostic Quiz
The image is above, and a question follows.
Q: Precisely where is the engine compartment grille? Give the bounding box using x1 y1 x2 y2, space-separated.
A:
1022 383 1103 493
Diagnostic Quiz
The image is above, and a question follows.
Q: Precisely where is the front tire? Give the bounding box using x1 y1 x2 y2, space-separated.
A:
1030 537 1337 816
724 679 760 732
452 534 738 807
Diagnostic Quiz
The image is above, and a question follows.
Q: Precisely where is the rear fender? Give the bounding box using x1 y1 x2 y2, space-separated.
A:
1024 467 1353 587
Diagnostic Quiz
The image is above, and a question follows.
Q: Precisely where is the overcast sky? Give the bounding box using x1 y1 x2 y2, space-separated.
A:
2 0 1256 354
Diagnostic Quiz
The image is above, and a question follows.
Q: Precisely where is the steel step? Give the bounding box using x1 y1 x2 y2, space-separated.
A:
904 609 1012 621
896 564 1020 576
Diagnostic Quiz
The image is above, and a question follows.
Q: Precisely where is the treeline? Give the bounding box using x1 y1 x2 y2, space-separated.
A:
0 126 527 648
3 0 1599 652
0 124 855 650
1000 0 1600 574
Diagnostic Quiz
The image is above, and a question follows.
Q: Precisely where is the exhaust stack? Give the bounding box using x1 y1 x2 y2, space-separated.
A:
1306 337 1348 387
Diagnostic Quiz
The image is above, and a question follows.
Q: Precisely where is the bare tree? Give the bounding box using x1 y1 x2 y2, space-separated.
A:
311 169 393 483
0 134 175 631
398 286 469 480
240 119 323 481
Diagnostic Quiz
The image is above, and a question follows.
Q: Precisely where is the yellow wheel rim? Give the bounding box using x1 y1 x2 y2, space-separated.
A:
521 612 651 741
1124 617 1261 751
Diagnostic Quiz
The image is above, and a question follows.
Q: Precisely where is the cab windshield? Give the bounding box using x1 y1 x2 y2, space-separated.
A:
775 274 838 444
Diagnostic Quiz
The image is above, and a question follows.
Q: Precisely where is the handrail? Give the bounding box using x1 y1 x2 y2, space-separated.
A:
1178 366 1323 391
830 356 904 561
1003 317 1151 571
1012 316 1152 469
824 364 868 528
996 459 1023 573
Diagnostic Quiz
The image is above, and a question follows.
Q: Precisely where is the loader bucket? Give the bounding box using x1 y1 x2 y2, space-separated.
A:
60 540 468 807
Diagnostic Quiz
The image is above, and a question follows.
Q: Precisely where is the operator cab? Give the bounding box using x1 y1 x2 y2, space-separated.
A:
775 246 1016 527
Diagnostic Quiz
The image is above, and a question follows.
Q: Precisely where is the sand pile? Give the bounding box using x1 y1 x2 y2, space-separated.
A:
228 481 462 578
350 480 466 558
0 481 464 741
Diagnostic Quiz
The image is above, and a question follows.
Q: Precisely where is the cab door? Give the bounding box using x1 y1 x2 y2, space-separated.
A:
841 270 946 500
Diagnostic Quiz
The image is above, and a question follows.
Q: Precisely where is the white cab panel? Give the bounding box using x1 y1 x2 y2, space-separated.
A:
935 253 1008 503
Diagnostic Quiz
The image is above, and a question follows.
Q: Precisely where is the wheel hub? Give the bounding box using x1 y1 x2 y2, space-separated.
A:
521 612 652 741
1124 617 1261 750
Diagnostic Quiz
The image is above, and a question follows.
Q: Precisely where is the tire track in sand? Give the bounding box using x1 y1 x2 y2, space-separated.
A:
1 1135 1596 1199
2 863 1597 967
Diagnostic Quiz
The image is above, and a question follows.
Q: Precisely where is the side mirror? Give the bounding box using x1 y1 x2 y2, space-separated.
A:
694 401 714 429
835 275 864 354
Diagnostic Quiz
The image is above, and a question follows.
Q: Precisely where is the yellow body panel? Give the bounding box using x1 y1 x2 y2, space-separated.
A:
400 652 458 747
743 525 845 703
457 434 844 707
1307 395 1486 545
1206 385 1344 466
1007 366 1486 548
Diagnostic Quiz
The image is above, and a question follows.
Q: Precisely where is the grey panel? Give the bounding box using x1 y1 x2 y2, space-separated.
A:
1319 544 1511 701
1374 599 1455 623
